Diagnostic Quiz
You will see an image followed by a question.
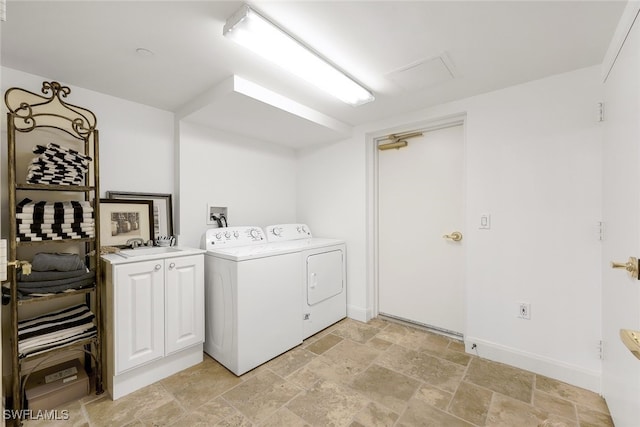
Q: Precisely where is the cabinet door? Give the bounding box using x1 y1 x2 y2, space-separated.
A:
114 260 165 373
165 255 204 355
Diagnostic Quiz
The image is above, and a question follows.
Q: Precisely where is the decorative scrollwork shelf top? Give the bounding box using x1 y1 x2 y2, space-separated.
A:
4 81 97 140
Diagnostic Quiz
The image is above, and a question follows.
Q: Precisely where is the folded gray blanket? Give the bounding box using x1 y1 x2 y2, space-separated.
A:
17 276 95 295
31 252 86 272
17 271 94 288
17 268 90 282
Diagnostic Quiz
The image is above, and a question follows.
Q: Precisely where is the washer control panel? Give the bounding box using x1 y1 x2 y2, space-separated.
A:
205 226 265 249
265 224 313 242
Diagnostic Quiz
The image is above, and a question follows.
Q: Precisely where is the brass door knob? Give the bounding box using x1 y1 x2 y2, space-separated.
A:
620 329 640 360
611 256 639 279
443 231 463 242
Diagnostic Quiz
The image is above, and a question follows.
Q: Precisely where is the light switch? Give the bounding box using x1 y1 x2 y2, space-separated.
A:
479 214 491 230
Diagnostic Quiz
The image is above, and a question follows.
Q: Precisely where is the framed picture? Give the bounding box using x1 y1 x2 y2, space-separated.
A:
106 191 173 238
99 199 154 247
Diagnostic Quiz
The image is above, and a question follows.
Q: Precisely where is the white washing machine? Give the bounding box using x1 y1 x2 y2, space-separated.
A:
203 226 303 375
264 224 347 339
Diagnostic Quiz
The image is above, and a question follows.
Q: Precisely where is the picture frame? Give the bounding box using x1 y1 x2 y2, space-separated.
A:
106 191 173 239
99 199 154 247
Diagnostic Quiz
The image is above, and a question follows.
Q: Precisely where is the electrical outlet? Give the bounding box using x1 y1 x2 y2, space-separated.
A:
518 302 531 320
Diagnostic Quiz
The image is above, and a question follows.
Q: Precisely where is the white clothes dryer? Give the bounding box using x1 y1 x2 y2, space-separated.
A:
203 226 303 375
265 224 347 339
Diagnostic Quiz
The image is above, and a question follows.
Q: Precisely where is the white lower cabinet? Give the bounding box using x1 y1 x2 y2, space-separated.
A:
165 256 205 354
114 259 165 373
103 251 205 399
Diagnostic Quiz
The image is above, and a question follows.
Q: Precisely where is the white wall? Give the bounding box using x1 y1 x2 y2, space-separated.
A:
462 67 603 392
0 65 606 392
177 121 297 248
297 65 604 392
1 67 175 202
0 67 176 383
296 137 369 319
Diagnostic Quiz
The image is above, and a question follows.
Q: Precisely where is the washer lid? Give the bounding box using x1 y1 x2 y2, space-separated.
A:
206 242 303 261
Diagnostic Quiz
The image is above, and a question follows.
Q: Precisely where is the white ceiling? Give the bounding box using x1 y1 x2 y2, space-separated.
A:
1 1 626 148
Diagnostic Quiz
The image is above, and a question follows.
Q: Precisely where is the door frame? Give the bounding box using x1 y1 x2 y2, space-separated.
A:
366 113 467 328
600 2 640 424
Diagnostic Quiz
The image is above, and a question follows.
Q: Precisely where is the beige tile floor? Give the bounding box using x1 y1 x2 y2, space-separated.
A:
23 318 614 427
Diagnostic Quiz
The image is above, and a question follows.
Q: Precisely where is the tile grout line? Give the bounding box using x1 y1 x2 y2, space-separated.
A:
444 348 482 426
338 321 409 427
346 320 474 426
348 324 403 425
262 366 310 426
156 380 192 426
63 317 612 427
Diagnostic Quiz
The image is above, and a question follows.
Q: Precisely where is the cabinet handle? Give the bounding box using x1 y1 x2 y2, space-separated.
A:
169 262 176 269
154 264 162 271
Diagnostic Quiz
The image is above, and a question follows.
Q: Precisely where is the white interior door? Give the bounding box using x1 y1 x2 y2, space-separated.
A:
378 124 464 336
602 8 640 426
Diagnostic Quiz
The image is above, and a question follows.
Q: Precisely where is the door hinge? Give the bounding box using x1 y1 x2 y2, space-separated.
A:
597 102 604 122
597 221 605 241
598 340 604 360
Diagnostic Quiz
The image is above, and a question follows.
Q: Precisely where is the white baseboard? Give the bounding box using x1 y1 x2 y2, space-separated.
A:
108 344 203 400
465 336 601 394
347 304 372 323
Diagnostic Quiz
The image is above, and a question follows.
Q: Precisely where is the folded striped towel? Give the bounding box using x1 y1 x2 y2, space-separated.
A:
33 143 92 165
17 230 94 242
28 162 86 176
17 303 96 357
16 212 93 222
44 142 92 161
18 224 95 233
27 175 84 186
26 143 92 186
34 155 88 171
16 199 93 214
20 327 97 358
27 175 85 186
27 160 85 175
27 166 84 179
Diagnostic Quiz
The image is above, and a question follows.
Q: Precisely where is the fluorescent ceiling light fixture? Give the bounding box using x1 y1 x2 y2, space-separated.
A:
223 4 374 106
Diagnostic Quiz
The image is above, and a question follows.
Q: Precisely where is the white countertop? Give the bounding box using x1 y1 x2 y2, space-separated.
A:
101 246 205 265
